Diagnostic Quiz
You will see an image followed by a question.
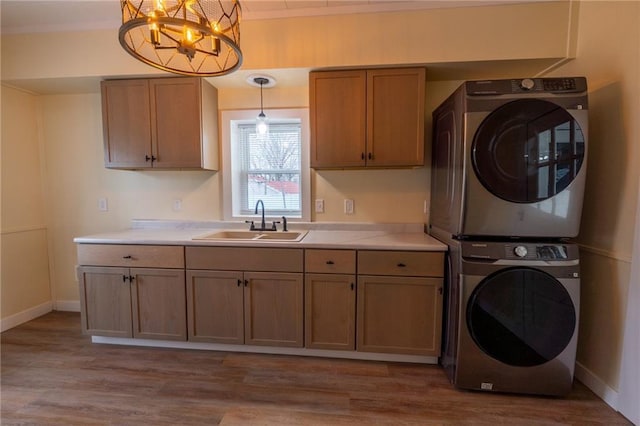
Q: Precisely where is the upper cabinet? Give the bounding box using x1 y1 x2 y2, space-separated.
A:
101 77 218 170
309 67 425 169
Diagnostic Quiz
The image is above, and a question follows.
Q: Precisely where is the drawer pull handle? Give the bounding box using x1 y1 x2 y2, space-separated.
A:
123 255 132 259
351 283 354 291
397 263 407 268
244 280 249 287
326 260 335 265
237 279 242 287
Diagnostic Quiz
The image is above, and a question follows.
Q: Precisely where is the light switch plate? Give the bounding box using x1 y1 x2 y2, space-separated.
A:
98 198 108 212
344 199 354 215
315 199 324 213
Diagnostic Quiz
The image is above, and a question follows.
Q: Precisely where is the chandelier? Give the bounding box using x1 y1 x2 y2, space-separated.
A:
119 0 242 77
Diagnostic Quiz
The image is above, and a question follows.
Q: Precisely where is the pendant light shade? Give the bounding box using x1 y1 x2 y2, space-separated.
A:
119 0 242 77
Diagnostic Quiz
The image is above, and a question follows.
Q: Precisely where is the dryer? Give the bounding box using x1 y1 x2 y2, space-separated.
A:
430 77 588 239
439 237 580 396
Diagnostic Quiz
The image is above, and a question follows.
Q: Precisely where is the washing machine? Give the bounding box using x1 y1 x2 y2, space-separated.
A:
430 77 588 239
439 237 580 396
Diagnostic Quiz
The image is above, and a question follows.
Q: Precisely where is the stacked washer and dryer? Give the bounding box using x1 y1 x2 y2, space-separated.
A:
429 77 588 396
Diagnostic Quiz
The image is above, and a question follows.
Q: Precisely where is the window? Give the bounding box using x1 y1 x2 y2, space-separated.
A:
222 108 310 221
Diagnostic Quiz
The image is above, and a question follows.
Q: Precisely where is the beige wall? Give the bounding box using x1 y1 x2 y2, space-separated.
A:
1 86 52 320
551 1 640 395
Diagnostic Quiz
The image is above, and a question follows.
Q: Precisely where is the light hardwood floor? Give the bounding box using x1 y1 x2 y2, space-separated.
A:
1 311 631 425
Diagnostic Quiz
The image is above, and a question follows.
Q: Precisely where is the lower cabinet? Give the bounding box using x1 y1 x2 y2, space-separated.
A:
77 243 445 357
356 250 444 356
78 266 187 340
304 249 357 350
185 246 305 348
186 270 304 347
77 244 187 341
357 275 442 356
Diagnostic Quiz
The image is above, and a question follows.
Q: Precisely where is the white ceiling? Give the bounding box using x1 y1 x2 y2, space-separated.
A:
0 0 533 35
0 0 550 93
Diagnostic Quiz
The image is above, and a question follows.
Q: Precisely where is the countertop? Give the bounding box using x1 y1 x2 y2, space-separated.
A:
74 220 447 252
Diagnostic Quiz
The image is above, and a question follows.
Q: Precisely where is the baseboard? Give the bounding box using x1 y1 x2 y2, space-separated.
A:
54 300 80 312
575 361 619 411
92 336 439 365
0 301 53 332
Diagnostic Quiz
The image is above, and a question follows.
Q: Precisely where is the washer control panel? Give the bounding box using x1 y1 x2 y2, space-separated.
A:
462 241 578 261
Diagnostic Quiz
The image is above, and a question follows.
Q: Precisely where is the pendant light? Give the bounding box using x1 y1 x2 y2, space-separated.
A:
255 77 269 136
247 74 276 137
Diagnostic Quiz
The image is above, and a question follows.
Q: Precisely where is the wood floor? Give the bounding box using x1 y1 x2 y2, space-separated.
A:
1 311 631 425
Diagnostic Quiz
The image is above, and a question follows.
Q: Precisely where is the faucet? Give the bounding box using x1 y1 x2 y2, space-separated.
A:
254 199 266 231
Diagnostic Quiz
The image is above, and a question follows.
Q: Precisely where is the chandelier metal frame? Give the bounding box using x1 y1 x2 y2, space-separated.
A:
119 0 242 77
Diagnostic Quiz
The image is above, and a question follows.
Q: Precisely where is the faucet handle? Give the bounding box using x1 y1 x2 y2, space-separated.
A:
271 221 281 231
244 220 256 231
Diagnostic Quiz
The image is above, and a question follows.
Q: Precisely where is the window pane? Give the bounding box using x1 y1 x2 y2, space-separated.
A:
238 123 302 216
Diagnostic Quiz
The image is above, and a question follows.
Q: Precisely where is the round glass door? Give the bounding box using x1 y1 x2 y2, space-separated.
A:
466 267 576 367
472 99 585 203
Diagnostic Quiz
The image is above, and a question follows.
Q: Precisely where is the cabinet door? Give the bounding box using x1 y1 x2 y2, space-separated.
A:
357 275 442 355
131 268 187 341
310 70 366 168
101 79 152 168
186 270 244 344
366 68 425 167
150 78 203 168
78 266 133 338
305 274 356 350
244 272 304 347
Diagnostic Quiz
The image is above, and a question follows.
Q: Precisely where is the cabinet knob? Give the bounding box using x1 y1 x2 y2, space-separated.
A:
244 280 249 287
368 152 373 160
397 263 406 268
351 283 354 291
237 279 242 287
326 260 335 265
123 255 132 259
361 153 365 160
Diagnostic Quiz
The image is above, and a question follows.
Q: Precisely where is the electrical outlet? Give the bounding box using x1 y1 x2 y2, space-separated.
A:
173 199 182 211
98 198 108 212
344 199 354 215
315 199 325 213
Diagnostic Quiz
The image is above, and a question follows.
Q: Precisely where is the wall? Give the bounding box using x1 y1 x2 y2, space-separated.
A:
0 86 52 328
550 0 640 412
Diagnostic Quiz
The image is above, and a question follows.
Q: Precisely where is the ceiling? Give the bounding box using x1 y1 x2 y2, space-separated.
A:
0 0 548 93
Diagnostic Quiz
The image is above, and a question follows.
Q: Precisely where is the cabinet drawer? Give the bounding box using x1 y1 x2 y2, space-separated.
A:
305 249 356 274
358 250 444 277
77 244 184 268
186 247 303 272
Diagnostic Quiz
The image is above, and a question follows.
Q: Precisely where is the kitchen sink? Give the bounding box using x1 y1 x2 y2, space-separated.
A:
193 230 308 242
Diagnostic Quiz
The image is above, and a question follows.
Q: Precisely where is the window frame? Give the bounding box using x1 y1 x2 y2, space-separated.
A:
221 108 311 222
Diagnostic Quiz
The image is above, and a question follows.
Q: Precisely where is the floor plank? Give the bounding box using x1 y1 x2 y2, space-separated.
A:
0 311 631 425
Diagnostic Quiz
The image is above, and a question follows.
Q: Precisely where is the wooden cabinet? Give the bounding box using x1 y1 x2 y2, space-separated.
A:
309 67 425 169
77 244 186 341
304 249 356 350
101 77 218 170
185 247 304 347
356 250 444 356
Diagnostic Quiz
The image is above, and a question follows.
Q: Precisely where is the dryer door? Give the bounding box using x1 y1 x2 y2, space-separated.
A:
466 267 576 367
472 99 585 203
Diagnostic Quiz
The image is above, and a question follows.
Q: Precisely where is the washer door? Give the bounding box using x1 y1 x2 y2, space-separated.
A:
472 99 585 203
466 267 576 367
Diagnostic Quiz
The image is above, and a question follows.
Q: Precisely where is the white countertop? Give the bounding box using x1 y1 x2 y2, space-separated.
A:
74 220 447 251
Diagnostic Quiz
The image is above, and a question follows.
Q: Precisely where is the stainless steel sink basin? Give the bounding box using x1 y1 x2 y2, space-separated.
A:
193 230 307 242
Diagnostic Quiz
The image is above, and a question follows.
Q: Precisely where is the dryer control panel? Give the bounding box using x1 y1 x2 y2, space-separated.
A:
466 77 587 95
